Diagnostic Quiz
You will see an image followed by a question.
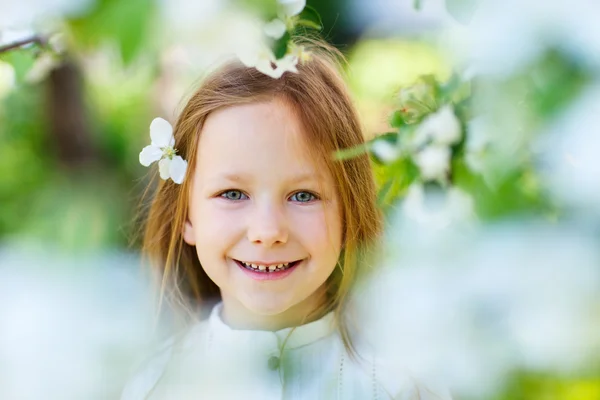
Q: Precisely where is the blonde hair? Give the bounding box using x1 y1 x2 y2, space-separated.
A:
139 40 382 357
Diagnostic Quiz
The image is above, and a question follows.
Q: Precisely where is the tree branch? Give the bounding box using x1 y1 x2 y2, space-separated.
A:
0 35 45 54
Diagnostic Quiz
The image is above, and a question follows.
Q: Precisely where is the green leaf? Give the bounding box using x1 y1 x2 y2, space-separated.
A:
67 0 154 64
333 142 370 161
297 19 322 30
298 6 323 31
389 110 407 128
414 0 423 10
273 31 291 59
0 49 36 83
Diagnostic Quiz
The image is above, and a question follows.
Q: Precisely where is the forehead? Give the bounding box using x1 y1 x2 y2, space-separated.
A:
195 99 330 184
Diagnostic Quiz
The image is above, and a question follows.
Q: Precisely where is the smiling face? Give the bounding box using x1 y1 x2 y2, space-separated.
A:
183 98 343 330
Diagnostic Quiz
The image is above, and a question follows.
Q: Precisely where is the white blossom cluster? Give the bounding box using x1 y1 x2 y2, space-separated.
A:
353 221 600 399
237 0 311 79
0 245 158 400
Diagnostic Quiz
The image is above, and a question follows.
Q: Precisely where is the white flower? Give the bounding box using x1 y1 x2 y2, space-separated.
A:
0 60 16 100
139 118 188 184
238 45 298 79
371 139 400 164
402 182 474 230
414 105 462 148
414 145 451 182
278 0 306 17
264 18 286 39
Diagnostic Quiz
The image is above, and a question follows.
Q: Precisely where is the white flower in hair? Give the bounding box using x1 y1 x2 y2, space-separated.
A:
238 45 298 79
239 0 309 78
279 0 306 17
139 118 188 184
264 18 287 39
264 0 306 39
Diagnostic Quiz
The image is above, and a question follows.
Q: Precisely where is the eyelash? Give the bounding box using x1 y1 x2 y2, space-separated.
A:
218 190 320 203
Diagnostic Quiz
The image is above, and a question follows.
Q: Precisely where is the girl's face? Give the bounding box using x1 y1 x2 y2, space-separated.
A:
183 99 342 329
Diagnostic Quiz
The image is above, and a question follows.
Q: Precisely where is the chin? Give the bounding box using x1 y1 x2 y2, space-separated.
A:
241 294 297 316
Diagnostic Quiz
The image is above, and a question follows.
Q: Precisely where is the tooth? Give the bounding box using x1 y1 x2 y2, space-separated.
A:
250 264 258 269
276 264 283 269
268 265 276 271
258 265 266 271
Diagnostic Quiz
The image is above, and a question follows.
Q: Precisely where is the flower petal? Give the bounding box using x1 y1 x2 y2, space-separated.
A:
255 58 282 79
279 0 306 16
264 19 287 39
150 118 174 148
414 145 451 181
139 145 163 167
169 155 188 184
158 158 171 180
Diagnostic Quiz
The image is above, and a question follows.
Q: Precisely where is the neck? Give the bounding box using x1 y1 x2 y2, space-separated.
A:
220 287 328 331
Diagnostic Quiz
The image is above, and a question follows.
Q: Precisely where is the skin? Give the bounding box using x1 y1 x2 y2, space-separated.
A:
183 98 342 331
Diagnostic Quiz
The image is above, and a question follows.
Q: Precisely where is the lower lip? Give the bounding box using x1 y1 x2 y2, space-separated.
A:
234 259 301 281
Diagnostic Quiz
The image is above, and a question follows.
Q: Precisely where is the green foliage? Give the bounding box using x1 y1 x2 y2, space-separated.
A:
0 86 50 237
297 6 323 30
67 0 155 64
0 49 37 83
273 31 291 59
528 48 591 118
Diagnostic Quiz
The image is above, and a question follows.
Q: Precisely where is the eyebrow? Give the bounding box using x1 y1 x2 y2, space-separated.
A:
217 172 325 185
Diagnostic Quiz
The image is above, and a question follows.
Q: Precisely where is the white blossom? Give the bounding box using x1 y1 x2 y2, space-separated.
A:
238 45 298 79
0 0 94 31
278 0 306 17
264 18 286 39
139 117 188 184
354 222 600 398
0 61 16 100
371 139 400 164
414 145 451 182
402 183 474 231
413 105 462 148
444 0 600 77
538 83 600 212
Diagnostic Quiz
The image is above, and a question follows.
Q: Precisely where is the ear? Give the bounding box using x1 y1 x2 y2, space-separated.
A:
182 219 196 245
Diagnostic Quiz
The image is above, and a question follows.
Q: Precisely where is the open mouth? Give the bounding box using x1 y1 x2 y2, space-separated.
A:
233 259 302 273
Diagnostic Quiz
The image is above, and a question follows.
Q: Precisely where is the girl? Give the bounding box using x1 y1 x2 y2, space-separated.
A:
123 41 451 400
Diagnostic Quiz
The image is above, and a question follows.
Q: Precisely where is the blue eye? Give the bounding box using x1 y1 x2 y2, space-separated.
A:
220 190 248 201
290 191 318 203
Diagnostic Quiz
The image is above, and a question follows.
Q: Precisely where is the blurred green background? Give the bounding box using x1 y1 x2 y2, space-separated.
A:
0 0 598 399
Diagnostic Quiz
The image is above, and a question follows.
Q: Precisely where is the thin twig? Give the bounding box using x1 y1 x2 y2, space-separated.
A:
0 35 45 54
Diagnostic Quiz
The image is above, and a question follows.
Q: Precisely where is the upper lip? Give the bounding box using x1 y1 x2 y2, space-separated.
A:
234 259 299 266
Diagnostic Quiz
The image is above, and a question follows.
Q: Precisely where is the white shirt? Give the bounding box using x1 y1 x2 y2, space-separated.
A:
121 303 451 400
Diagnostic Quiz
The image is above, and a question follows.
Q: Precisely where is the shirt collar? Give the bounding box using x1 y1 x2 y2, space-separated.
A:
207 302 336 351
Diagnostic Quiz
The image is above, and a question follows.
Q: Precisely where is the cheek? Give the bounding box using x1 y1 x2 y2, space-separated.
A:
291 205 342 256
192 203 244 252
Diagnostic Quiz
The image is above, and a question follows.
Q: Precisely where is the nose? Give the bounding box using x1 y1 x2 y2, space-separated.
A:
247 202 288 247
